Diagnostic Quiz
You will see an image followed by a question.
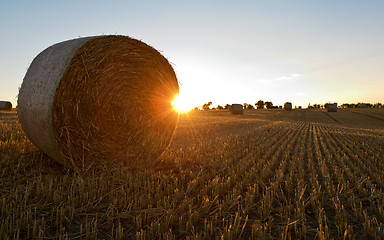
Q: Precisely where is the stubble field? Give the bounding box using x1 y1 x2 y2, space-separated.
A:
1 108 384 239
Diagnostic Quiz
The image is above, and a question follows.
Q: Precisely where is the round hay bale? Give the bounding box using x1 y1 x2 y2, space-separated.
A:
0 101 12 110
18 36 179 170
327 103 338 112
284 102 292 110
230 104 243 115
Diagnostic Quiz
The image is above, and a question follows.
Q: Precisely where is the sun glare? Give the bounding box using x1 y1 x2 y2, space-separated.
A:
171 94 194 113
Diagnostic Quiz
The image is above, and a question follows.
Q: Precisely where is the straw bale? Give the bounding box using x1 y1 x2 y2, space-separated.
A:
0 101 12 110
230 104 243 115
327 103 337 112
284 102 292 110
18 36 179 171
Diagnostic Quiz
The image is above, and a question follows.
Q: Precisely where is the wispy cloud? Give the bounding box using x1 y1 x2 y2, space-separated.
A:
257 73 301 83
275 73 301 81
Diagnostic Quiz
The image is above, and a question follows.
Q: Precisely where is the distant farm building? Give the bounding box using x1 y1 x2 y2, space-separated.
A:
230 104 243 115
284 102 292 110
327 103 337 112
0 101 12 110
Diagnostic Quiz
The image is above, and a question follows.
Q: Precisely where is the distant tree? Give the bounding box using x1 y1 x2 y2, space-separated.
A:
341 103 351 108
357 102 369 108
265 101 273 109
256 100 264 109
312 104 320 108
202 101 212 110
339 103 381 108
242 103 254 110
224 104 231 110
217 105 224 110
374 102 382 108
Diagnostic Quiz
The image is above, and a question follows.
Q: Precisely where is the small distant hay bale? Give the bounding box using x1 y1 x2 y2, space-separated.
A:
284 102 292 110
230 104 243 115
0 101 12 110
327 103 337 112
18 36 179 171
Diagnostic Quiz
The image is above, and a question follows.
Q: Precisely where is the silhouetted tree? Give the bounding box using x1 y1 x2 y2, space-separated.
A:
217 105 224 110
224 104 230 110
202 101 212 110
256 100 264 109
265 101 273 109
312 104 320 108
248 105 254 109
341 103 350 108
243 103 254 109
374 103 382 108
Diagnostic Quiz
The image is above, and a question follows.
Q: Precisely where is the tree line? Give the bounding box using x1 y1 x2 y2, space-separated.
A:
198 100 282 110
197 101 383 110
308 102 383 109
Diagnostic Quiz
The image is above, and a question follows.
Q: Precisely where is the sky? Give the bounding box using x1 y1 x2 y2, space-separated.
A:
1 0 383 109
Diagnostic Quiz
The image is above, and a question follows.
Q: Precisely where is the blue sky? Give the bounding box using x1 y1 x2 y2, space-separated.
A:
1 0 383 108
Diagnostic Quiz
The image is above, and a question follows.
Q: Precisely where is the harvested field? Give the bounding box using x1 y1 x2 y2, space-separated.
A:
17 36 179 170
1 108 384 239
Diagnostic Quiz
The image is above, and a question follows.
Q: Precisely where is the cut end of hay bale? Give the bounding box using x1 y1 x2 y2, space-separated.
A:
327 103 338 112
284 102 292 110
0 101 12 111
230 104 243 115
18 35 179 171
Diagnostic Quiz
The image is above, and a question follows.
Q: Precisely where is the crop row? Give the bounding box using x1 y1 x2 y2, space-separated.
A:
1 110 383 239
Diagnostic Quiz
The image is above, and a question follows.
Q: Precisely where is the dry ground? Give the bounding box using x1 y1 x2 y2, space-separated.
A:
1 108 384 239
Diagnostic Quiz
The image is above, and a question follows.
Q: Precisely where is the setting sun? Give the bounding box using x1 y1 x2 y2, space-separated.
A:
171 94 195 113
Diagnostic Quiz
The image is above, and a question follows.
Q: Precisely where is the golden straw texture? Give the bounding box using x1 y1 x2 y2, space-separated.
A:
50 36 179 170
